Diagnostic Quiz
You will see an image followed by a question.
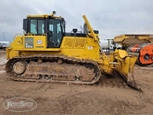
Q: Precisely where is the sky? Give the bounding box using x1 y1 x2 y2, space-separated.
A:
0 0 153 42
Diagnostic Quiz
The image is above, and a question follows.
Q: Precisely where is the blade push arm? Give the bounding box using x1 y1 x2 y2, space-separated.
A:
82 15 99 42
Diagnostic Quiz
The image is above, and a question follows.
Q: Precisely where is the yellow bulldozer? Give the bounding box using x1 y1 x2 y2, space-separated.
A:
5 11 140 90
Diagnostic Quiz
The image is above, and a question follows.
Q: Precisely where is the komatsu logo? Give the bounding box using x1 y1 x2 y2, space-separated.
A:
37 40 42 44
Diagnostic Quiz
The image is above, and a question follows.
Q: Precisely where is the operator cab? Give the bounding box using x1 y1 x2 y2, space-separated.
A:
23 11 66 48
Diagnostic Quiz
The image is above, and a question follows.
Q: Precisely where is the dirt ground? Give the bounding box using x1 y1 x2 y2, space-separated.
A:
0 50 153 115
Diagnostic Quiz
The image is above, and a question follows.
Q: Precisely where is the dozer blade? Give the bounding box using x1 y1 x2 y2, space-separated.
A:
114 50 142 91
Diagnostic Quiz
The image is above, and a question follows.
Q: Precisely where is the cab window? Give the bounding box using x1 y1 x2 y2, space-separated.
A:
30 19 44 34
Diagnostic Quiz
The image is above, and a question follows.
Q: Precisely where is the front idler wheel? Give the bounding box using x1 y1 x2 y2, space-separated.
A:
12 60 27 75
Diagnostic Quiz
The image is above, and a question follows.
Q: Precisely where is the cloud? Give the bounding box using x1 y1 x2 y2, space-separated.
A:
0 0 153 41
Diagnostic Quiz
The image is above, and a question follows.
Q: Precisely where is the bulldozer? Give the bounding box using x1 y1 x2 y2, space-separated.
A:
5 11 140 90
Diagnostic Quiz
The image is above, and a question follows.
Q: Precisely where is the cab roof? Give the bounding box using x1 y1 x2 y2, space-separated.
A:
27 14 63 19
27 11 63 19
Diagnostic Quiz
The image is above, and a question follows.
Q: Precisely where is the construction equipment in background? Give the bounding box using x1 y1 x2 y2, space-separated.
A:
100 39 114 54
0 41 9 50
5 11 140 90
127 43 153 66
113 34 153 66
113 34 153 49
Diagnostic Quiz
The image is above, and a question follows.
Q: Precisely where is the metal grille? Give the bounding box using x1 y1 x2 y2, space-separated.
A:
63 38 74 48
74 39 85 48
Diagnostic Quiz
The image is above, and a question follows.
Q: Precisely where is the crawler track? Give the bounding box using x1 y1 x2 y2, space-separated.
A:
5 55 101 85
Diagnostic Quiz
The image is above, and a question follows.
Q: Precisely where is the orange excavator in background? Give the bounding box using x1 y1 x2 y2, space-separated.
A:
113 34 153 66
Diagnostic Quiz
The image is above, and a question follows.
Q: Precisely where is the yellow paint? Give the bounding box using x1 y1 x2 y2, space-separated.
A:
114 34 153 44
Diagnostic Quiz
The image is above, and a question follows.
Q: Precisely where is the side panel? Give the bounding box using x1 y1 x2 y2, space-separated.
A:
10 35 47 50
61 36 100 60
8 35 101 61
